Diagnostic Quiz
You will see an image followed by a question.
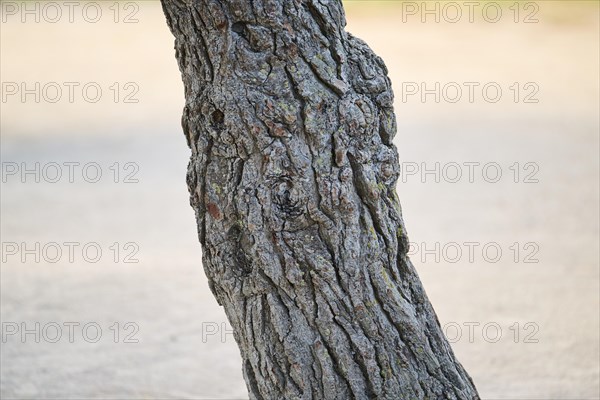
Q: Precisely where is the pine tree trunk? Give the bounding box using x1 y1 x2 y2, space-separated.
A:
161 0 479 398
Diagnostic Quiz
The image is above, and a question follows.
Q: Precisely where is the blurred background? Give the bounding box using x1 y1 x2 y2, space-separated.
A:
1 1 598 399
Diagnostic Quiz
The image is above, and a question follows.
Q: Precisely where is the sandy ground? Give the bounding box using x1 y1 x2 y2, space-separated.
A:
1 1 599 399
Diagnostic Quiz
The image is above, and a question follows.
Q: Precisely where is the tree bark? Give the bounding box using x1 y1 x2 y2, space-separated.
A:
161 0 479 398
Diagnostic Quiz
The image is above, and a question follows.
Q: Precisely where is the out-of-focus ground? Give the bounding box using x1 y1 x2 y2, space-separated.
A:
1 1 598 399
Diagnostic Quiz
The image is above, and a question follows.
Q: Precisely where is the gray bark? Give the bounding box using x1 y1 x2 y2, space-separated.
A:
161 0 479 398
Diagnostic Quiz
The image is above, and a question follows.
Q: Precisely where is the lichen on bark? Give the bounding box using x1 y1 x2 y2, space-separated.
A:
161 0 479 398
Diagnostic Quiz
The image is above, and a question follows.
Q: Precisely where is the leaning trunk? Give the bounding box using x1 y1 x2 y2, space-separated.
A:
161 0 479 398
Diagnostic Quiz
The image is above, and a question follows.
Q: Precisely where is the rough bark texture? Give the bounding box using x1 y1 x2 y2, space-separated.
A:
161 0 479 398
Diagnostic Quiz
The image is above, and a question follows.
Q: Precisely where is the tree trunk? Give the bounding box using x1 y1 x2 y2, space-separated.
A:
161 0 479 398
